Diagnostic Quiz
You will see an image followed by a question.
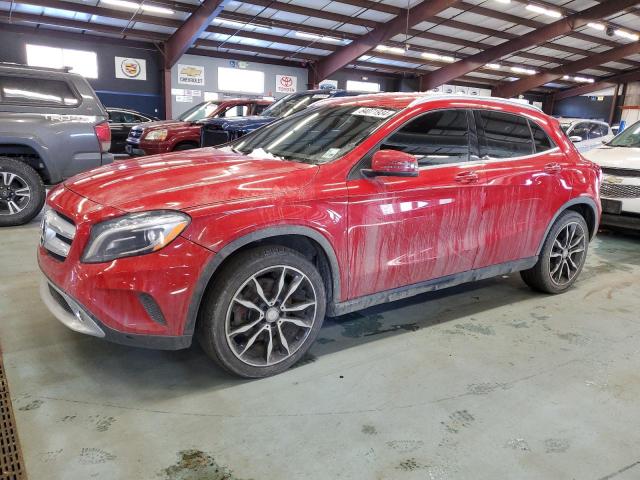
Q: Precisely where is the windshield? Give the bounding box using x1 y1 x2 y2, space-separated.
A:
607 121 640 147
177 101 220 122
229 105 398 164
261 92 332 118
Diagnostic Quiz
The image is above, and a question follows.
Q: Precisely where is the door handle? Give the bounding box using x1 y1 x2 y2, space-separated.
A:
455 171 480 184
544 162 562 174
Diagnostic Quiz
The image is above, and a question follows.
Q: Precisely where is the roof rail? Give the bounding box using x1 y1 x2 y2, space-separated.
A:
0 62 73 73
408 93 543 113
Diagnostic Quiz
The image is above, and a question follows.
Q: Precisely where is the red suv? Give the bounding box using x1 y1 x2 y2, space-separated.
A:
125 98 272 156
38 93 601 377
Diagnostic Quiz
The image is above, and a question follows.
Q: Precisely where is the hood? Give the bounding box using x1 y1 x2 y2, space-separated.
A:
199 115 275 131
582 145 640 169
64 148 318 212
132 120 188 131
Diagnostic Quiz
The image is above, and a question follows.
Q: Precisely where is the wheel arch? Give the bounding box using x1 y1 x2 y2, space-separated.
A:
536 197 599 256
184 226 342 336
0 140 56 183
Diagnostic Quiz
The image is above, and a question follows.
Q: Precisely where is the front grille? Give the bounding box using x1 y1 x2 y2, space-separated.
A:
0 352 25 480
41 209 76 261
600 183 640 199
129 129 143 139
601 167 640 178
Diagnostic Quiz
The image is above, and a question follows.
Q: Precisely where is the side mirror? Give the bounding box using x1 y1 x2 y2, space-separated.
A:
364 150 419 177
569 135 583 143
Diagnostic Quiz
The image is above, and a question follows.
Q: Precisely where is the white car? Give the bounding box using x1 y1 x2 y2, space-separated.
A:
559 118 614 153
583 120 640 230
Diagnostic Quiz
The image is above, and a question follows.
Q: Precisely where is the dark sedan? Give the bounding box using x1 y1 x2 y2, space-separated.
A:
107 108 157 154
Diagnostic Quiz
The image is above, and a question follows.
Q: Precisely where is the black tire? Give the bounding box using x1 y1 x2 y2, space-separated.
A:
521 210 589 294
173 143 198 151
0 156 46 227
197 245 326 378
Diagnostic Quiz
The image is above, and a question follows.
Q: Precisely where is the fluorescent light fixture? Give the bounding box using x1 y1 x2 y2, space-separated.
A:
375 45 406 55
296 31 343 43
587 22 605 31
574 76 594 83
562 75 570 80
510 66 537 75
101 0 174 14
615 29 640 41
494 0 511 3
213 18 269 30
422 52 455 62
525 4 562 18
486 63 502 69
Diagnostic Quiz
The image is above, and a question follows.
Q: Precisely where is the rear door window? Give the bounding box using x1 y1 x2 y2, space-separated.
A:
529 121 557 153
474 110 533 158
0 75 79 107
380 109 470 166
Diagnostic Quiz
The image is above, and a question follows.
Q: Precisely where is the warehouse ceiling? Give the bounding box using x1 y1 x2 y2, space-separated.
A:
0 0 639 96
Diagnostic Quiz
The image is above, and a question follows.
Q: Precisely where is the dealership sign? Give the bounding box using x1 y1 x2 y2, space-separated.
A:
178 64 205 86
115 57 147 80
276 75 297 93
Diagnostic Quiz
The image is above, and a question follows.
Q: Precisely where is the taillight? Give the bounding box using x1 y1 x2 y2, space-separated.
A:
94 121 111 153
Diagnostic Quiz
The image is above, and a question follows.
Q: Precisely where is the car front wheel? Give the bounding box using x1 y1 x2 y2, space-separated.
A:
197 246 326 378
521 210 589 294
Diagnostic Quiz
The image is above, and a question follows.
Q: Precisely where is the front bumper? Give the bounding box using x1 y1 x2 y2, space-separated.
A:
38 186 215 349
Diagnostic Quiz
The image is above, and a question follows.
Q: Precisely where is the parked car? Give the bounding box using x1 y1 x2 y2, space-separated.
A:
107 108 157 154
559 118 614 153
39 93 601 377
126 98 272 156
583 120 640 230
200 89 365 147
0 63 112 227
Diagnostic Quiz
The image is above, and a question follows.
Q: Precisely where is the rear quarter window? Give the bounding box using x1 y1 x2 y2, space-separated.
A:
475 110 534 158
529 121 557 153
0 75 80 107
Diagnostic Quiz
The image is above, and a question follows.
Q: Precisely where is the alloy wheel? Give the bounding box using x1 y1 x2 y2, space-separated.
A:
0 172 31 216
225 265 318 367
549 221 586 286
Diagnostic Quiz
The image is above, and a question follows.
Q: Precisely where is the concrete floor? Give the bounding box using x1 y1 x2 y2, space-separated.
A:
1 214 640 480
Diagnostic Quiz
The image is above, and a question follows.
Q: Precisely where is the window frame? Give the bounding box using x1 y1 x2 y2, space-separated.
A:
348 107 477 180
473 109 536 160
0 72 82 108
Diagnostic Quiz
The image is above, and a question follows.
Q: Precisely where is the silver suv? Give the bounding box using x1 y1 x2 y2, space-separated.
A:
0 63 113 226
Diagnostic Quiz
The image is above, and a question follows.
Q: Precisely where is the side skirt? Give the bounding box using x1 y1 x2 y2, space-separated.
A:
328 256 538 317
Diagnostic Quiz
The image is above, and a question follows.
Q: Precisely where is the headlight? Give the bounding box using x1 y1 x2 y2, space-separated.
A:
144 129 168 141
82 211 190 263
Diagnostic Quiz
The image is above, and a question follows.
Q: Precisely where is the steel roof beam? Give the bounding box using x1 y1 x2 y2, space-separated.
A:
553 67 640 100
419 0 640 91
309 0 460 85
164 0 230 69
495 41 640 98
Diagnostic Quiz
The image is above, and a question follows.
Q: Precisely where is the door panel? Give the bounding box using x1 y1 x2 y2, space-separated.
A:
346 108 484 299
472 112 572 268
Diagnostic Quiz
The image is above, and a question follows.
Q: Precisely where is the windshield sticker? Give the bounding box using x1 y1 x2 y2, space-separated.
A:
322 148 341 160
351 107 395 118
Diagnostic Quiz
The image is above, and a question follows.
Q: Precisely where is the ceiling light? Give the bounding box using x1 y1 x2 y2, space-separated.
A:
213 18 270 30
101 0 173 14
615 29 640 41
494 0 511 3
574 76 595 83
510 66 537 75
526 4 562 18
376 45 406 55
422 52 455 62
486 63 502 69
587 22 605 31
296 31 343 43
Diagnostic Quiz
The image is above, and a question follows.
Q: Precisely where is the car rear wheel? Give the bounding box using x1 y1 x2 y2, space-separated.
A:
521 210 589 294
0 157 46 227
197 245 326 378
